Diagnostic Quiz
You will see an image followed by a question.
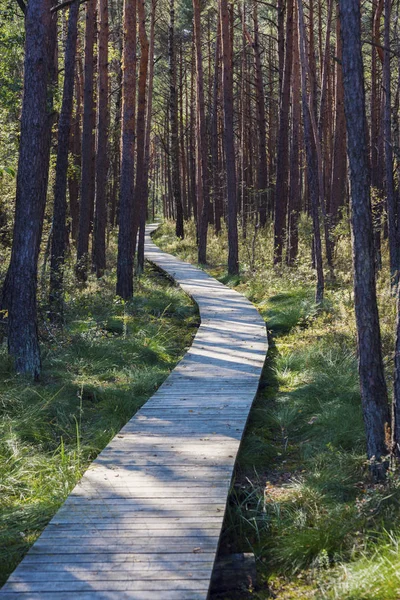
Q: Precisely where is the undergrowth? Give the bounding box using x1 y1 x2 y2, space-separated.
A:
155 220 400 600
0 256 198 586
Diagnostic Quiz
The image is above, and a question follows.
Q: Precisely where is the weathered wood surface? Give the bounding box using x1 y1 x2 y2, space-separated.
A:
1 225 268 599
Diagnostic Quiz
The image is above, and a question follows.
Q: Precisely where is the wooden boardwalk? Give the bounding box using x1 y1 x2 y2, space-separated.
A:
1 225 268 600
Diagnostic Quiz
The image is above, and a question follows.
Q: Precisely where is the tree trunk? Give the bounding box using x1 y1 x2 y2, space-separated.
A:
383 0 399 286
329 4 346 237
93 0 109 278
108 17 123 231
116 0 137 299
76 0 96 282
298 0 324 304
5 0 56 377
68 68 82 244
240 2 248 239
318 0 335 272
179 39 188 221
49 0 80 320
220 0 238 275
287 1 301 265
274 0 293 263
169 0 184 240
142 0 157 224
339 0 390 478
371 0 384 268
252 1 269 229
135 0 149 274
193 0 210 264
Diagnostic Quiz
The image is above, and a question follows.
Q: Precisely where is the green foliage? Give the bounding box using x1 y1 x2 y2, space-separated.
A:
0 2 24 111
0 0 24 244
0 0 23 161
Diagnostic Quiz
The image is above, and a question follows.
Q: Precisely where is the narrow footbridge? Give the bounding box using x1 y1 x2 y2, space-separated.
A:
1 225 268 600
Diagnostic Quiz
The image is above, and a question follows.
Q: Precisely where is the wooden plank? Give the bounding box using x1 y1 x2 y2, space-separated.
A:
28 541 219 555
0 592 207 600
8 569 215 582
20 553 217 566
9 561 215 574
0 224 268 600
50 511 226 523
3 581 210 592
38 529 221 540
63 497 227 507
43 520 223 530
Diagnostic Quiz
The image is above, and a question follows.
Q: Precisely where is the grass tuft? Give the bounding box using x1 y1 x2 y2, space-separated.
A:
157 220 400 600
0 261 198 585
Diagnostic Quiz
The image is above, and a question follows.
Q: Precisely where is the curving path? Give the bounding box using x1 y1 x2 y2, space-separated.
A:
1 225 268 600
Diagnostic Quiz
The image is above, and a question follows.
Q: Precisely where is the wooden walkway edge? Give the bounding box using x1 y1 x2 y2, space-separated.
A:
1 225 268 600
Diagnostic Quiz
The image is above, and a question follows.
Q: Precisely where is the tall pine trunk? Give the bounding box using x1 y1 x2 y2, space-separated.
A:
5 0 56 377
93 0 109 278
371 0 384 267
274 0 293 263
339 0 390 479
135 0 149 273
76 0 96 281
169 0 184 240
220 0 238 275
193 0 210 264
49 0 80 320
252 1 269 229
287 1 301 265
142 0 157 225
329 4 347 237
298 0 324 304
211 20 222 235
116 0 137 299
383 0 399 286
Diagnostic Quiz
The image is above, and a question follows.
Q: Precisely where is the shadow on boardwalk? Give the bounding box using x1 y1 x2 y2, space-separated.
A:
0 225 268 600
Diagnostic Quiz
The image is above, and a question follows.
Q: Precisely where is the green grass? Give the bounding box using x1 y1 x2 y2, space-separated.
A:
327 531 400 599
156 220 400 600
0 261 198 586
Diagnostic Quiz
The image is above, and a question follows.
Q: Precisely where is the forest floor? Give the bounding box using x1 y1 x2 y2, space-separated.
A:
155 220 400 600
0 249 198 586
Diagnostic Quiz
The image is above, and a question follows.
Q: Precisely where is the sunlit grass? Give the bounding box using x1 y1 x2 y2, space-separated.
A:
157 220 400 600
0 259 198 585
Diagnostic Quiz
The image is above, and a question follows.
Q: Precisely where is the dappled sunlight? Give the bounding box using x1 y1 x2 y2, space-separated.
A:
1 226 267 598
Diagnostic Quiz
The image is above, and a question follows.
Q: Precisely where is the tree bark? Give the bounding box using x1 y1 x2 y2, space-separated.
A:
297 0 324 304
49 0 80 320
142 0 157 226
5 0 56 377
252 1 269 229
135 0 149 273
383 0 399 286
339 0 390 478
329 4 347 236
193 0 210 264
371 0 384 268
169 0 184 240
93 0 109 278
274 0 293 263
116 0 137 299
220 0 238 275
68 68 82 244
76 0 96 281
287 1 301 265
